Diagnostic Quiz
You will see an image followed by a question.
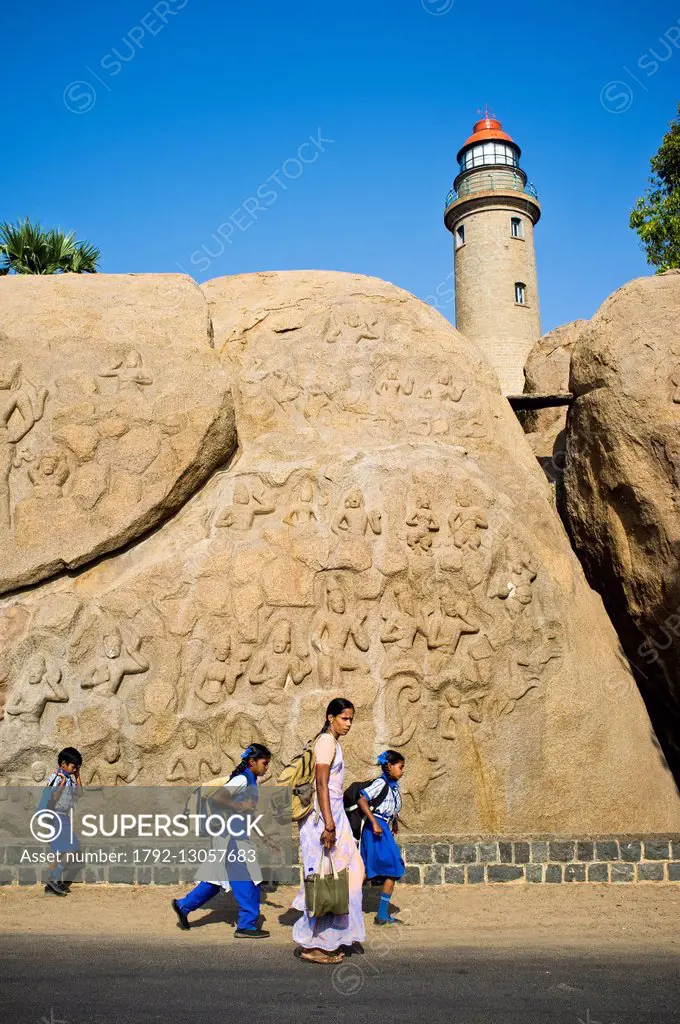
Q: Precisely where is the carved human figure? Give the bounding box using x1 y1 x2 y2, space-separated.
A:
388 677 448 813
489 538 538 614
448 491 489 550
330 487 381 570
332 488 381 539
326 308 382 345
0 363 48 528
99 350 153 392
5 653 68 723
216 481 275 531
239 373 277 425
167 724 221 783
337 365 371 419
266 369 300 409
27 452 70 499
375 365 414 398
420 370 466 404
81 629 149 697
221 706 270 769
194 639 242 706
83 738 141 785
438 680 487 742
452 634 495 691
283 478 318 528
434 637 496 737
427 593 480 656
406 494 440 554
515 622 563 686
298 372 337 424
311 576 370 687
380 582 423 650
671 365 680 404
248 620 312 690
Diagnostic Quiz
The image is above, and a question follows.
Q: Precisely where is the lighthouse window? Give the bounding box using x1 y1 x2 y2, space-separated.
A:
511 217 523 239
460 143 518 172
455 225 466 248
515 282 526 305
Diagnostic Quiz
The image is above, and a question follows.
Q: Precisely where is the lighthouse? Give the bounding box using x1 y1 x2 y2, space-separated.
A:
444 113 541 396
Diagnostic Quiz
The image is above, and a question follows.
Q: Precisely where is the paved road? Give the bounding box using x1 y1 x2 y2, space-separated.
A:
2 934 680 1024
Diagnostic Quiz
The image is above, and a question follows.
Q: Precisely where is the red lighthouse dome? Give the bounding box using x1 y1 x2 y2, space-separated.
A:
456 113 521 164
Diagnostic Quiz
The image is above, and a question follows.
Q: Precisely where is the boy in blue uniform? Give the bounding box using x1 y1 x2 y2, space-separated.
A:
43 747 82 897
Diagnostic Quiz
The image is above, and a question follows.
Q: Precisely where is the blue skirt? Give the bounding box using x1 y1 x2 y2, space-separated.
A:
360 816 405 880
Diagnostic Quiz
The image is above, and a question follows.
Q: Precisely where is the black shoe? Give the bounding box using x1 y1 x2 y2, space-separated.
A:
234 927 270 939
44 879 68 896
171 899 190 931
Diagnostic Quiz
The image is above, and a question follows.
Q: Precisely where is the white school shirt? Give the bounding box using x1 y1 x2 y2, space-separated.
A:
360 777 402 822
194 774 262 889
46 770 78 813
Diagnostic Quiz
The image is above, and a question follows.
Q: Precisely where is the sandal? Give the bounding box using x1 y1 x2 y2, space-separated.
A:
300 949 345 965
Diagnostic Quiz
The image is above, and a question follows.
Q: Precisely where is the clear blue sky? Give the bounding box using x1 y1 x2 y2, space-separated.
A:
1 0 678 332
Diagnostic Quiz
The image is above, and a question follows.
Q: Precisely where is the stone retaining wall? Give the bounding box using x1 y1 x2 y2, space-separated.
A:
5 836 680 887
397 836 680 884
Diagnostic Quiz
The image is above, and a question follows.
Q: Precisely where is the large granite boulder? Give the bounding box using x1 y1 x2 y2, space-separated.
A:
522 320 586 483
0 274 235 593
1 270 678 834
565 270 680 777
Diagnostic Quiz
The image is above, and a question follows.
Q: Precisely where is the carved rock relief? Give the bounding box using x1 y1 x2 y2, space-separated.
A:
0 457 564 827
0 274 236 593
1 271 677 837
203 278 493 459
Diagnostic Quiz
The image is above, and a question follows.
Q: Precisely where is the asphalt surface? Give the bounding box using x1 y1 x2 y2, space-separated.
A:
2 934 680 1024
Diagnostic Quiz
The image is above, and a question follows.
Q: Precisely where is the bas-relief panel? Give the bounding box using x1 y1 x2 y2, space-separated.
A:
0 296 235 593
0 296 564 830
0 461 563 828
221 298 487 451
1 350 181 537
2 277 677 834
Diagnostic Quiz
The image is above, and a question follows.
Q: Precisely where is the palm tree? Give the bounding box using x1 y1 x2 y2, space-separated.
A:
0 218 100 275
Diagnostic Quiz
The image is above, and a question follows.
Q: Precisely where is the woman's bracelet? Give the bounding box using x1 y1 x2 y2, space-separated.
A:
323 823 336 832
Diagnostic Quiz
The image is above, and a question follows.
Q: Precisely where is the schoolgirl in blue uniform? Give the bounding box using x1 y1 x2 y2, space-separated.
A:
172 743 271 938
358 750 406 925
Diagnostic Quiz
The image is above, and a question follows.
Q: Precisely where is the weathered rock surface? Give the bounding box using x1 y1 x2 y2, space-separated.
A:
565 270 680 778
522 320 585 483
0 274 236 593
1 270 677 834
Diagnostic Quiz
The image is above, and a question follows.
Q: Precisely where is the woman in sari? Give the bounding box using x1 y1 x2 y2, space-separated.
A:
292 697 365 964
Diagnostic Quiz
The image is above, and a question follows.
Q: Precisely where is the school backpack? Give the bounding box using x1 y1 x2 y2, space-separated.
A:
277 737 338 821
343 778 389 841
183 772 244 835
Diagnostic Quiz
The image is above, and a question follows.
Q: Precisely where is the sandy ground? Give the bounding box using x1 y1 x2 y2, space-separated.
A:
2 883 680 949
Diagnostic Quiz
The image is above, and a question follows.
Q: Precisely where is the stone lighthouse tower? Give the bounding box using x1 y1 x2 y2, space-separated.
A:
444 113 541 395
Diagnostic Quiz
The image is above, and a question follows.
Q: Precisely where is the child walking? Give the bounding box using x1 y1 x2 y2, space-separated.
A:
42 747 82 896
358 750 405 925
172 743 272 938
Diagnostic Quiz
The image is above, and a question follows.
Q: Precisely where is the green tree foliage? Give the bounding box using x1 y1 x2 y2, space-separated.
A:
0 218 100 275
630 103 680 273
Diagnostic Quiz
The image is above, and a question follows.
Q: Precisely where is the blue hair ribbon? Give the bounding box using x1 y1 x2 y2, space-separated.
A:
376 751 390 767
